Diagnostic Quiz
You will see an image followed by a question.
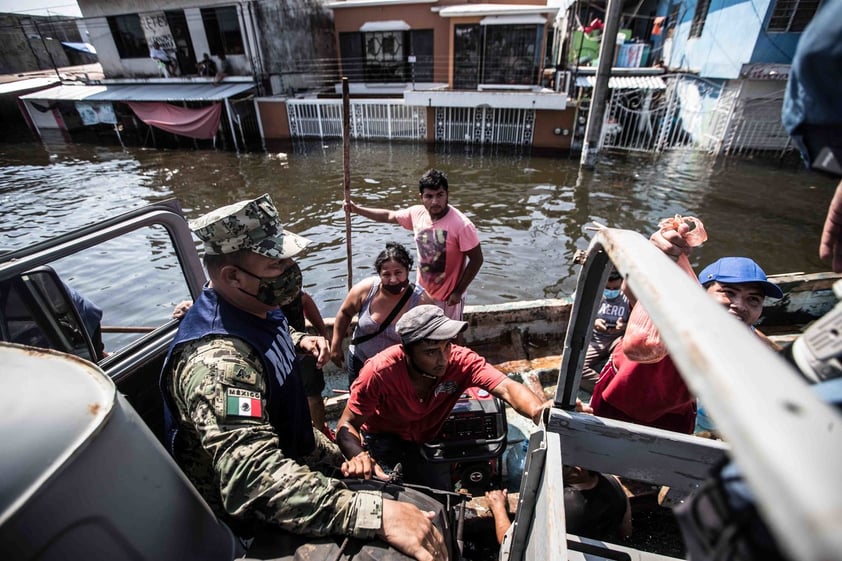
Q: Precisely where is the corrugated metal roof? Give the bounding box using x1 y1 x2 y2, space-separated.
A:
19 82 254 102
575 75 667 90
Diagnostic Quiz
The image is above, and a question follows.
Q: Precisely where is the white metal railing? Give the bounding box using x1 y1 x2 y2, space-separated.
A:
434 106 535 145
287 101 536 145
722 95 793 156
286 99 425 140
598 74 796 157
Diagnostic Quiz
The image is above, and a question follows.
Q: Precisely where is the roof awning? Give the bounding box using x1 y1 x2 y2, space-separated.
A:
0 77 60 95
360 20 410 32
481 14 546 25
439 4 558 17
575 75 667 90
20 82 255 103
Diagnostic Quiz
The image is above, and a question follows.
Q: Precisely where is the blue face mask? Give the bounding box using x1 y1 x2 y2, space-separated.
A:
603 288 621 300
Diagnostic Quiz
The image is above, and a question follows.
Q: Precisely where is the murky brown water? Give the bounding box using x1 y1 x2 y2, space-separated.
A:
1 138 837 321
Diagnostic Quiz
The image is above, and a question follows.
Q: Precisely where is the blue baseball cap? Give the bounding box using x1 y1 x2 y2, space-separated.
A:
698 257 783 299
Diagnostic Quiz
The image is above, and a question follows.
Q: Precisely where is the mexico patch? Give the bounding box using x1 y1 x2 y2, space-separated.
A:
225 387 263 418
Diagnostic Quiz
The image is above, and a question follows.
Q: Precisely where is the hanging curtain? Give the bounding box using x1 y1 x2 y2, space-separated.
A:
127 102 222 139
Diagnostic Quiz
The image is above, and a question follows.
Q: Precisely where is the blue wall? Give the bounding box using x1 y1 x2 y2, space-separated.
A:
652 0 801 79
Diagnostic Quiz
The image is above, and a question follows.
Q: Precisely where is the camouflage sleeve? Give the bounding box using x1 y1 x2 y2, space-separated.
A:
170 336 382 538
288 325 308 346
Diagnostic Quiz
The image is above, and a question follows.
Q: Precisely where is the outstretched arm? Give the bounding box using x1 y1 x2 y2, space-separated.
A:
820 179 842 273
490 377 546 425
330 282 369 367
485 489 512 545
344 200 398 224
301 291 329 339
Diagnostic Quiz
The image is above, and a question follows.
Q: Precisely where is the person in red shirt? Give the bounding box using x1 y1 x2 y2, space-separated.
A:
336 304 545 489
591 226 783 434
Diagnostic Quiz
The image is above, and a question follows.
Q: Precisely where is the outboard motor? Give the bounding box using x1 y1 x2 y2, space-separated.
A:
421 386 508 495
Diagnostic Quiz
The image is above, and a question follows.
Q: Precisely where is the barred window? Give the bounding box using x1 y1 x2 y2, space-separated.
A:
339 29 433 84
689 0 711 38
767 0 822 32
454 24 543 89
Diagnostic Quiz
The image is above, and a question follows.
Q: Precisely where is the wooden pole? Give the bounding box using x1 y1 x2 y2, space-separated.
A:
342 77 353 291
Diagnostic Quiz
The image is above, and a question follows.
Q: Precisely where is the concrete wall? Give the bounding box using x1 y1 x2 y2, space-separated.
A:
532 108 575 150
254 0 336 95
256 98 290 139
0 14 87 74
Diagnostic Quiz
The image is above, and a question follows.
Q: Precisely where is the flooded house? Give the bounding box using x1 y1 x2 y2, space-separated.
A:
5 0 828 156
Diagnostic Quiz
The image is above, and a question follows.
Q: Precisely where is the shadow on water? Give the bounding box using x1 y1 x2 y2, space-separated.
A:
1 139 836 317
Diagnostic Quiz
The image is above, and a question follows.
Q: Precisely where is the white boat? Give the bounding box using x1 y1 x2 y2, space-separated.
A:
1 200 841 560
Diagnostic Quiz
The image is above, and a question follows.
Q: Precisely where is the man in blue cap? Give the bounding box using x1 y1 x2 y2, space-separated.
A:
591 244 782 434
696 257 783 328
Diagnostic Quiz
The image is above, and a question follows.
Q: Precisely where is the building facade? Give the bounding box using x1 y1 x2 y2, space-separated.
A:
257 0 572 151
644 0 824 155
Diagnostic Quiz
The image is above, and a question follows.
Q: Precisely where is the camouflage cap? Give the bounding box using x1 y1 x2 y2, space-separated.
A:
189 194 311 259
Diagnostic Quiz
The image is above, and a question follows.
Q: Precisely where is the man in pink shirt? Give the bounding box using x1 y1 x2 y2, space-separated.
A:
345 169 483 320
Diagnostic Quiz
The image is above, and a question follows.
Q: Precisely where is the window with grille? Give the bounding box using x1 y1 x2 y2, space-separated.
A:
767 0 822 32
201 6 244 55
482 25 542 86
454 24 543 89
339 29 433 83
454 25 481 89
666 3 681 38
689 0 711 38
107 14 147 59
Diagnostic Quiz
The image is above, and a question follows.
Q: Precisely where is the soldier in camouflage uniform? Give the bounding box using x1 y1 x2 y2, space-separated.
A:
160 194 447 560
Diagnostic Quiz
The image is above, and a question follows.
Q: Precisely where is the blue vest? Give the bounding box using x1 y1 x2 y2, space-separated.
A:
160 287 315 459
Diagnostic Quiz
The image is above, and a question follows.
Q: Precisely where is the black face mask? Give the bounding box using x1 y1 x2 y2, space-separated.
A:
237 261 302 307
382 279 410 295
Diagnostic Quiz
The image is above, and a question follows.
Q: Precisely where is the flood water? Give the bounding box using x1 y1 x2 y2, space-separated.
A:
1 139 837 322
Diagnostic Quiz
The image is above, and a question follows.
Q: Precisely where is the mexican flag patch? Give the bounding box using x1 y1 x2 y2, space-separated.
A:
225 387 262 418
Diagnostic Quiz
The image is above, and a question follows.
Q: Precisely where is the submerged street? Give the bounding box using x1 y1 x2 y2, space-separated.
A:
0 139 836 318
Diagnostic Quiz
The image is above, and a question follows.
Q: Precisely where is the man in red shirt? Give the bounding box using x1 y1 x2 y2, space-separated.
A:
336 305 545 489
591 232 783 434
